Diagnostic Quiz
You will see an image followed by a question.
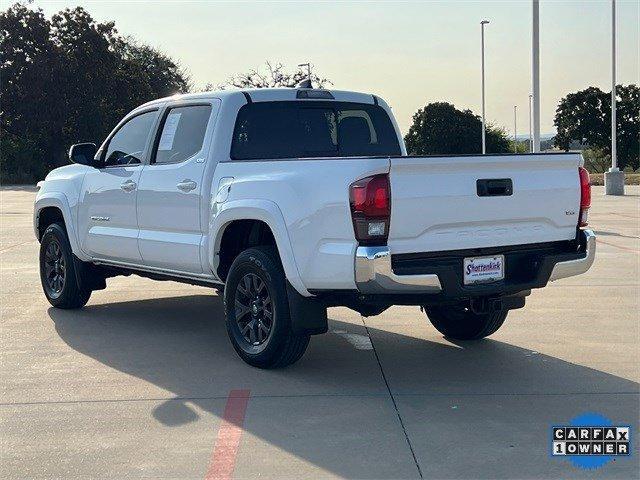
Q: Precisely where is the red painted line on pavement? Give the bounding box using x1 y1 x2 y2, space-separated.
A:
205 389 251 480
597 238 639 253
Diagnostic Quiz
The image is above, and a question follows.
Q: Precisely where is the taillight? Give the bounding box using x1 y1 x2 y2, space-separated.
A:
578 166 591 227
349 174 390 245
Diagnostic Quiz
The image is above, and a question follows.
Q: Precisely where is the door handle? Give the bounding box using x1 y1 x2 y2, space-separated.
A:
120 180 137 192
177 180 197 192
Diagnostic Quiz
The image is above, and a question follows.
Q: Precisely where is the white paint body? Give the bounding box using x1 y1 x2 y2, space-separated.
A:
35 88 584 297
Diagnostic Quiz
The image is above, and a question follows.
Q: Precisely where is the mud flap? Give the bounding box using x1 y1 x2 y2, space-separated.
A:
73 255 107 291
286 282 328 335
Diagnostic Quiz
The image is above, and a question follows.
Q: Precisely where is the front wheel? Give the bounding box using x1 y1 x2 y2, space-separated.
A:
39 223 91 309
224 247 309 369
424 305 508 340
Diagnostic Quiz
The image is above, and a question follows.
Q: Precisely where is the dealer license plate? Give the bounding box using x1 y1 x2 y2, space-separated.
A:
463 255 505 285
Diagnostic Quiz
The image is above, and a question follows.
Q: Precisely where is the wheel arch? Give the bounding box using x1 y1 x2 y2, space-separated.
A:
34 194 84 258
210 200 310 297
36 206 66 240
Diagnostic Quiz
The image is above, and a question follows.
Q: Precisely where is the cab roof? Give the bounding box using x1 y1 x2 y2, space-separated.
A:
138 87 378 109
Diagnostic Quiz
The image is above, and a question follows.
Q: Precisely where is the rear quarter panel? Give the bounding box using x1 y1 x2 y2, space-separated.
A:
212 158 390 290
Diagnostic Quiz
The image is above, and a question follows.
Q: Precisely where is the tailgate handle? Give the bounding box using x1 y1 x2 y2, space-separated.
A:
476 178 513 197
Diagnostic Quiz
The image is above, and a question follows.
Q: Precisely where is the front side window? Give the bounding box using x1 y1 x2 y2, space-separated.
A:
103 110 157 167
231 101 401 160
153 105 212 164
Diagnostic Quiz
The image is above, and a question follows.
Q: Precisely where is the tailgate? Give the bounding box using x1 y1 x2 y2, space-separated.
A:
388 154 582 254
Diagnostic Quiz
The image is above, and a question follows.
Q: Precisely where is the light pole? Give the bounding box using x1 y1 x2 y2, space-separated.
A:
528 94 533 152
513 106 518 153
611 0 616 172
605 0 624 194
298 63 312 84
481 20 489 154
531 0 541 153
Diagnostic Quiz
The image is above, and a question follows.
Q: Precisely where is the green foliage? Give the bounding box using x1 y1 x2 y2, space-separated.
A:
404 102 511 155
554 85 639 171
509 141 529 154
581 148 611 174
0 3 190 183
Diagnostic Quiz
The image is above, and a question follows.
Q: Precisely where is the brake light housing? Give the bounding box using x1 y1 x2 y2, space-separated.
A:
578 166 591 227
349 174 390 245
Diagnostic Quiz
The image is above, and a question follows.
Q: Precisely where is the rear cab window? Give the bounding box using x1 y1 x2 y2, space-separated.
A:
231 101 401 160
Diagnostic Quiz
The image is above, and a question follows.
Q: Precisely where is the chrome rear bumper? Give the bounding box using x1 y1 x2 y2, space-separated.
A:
354 230 596 293
548 229 596 282
354 246 442 293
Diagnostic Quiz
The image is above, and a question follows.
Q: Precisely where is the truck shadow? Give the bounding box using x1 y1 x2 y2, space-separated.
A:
48 294 639 478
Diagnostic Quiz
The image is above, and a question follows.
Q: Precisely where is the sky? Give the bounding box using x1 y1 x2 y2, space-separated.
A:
34 0 639 136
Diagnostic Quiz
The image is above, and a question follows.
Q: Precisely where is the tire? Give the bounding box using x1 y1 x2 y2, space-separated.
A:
224 246 309 368
424 304 508 340
39 223 91 309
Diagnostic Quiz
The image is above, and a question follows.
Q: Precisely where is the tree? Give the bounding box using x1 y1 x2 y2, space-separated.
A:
0 3 61 182
582 148 611 174
1 3 190 183
554 85 639 171
113 37 190 118
213 61 331 90
404 102 511 155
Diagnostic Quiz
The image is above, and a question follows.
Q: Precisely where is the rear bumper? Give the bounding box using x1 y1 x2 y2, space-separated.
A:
355 229 595 295
548 229 596 281
355 246 442 294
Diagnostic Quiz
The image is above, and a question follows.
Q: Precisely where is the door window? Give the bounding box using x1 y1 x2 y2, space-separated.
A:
103 110 157 167
153 105 212 164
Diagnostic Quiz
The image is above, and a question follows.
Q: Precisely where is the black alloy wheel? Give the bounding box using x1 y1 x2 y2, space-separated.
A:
224 246 310 368
43 238 66 299
39 222 91 309
234 273 274 346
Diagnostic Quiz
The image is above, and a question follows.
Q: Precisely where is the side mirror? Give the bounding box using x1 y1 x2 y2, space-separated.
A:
69 143 97 166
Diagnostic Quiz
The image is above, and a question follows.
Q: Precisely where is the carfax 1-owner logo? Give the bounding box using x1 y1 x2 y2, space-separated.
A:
551 413 632 470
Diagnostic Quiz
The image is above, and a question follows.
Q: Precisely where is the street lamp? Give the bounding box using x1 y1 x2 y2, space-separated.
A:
528 94 533 153
513 106 518 153
531 0 541 153
605 0 624 195
298 63 312 86
480 20 490 154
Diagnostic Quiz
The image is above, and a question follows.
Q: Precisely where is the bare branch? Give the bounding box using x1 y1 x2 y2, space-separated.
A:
213 61 332 90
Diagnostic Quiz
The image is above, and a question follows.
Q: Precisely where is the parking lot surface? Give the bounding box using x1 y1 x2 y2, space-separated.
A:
1 186 638 479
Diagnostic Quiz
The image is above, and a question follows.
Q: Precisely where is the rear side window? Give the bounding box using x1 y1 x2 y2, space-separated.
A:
153 105 212 164
231 101 401 160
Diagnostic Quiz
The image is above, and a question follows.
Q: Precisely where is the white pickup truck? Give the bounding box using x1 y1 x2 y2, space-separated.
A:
34 87 595 368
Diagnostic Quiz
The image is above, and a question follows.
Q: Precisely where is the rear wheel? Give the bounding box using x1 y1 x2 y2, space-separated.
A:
39 223 91 309
424 304 507 340
224 247 309 368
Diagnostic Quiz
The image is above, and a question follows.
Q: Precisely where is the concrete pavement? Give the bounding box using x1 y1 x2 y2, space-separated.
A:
1 186 638 479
